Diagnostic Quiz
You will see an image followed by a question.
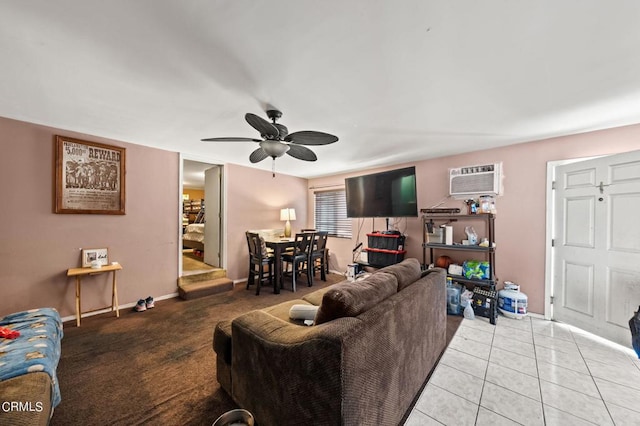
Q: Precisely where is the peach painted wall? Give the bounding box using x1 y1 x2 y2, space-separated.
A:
224 163 308 280
0 117 180 319
308 124 640 315
3 112 639 319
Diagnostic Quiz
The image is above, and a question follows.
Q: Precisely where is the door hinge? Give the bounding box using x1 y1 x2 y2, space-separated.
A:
551 239 555 247
550 296 554 304
552 180 556 190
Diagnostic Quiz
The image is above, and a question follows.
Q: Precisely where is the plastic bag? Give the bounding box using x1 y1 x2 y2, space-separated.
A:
465 226 478 245
463 260 491 280
460 289 473 307
464 302 475 319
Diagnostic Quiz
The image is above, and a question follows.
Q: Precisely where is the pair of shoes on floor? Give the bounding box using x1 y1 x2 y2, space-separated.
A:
133 296 155 312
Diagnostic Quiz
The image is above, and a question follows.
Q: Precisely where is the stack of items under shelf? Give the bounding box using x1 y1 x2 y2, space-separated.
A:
364 232 406 267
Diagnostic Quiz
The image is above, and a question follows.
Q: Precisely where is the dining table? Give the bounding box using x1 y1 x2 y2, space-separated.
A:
263 237 296 294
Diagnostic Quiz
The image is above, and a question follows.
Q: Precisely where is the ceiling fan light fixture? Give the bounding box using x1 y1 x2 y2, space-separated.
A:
260 140 290 158
201 109 338 174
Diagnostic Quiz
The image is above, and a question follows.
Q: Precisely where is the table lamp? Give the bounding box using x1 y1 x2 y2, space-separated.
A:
280 208 296 238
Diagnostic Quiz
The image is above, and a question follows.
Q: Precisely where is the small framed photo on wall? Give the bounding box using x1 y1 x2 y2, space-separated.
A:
82 248 109 268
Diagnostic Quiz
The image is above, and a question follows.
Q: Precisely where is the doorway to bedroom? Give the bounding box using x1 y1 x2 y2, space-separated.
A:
181 159 224 276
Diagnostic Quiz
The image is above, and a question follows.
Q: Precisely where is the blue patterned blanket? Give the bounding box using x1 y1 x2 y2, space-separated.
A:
0 308 64 407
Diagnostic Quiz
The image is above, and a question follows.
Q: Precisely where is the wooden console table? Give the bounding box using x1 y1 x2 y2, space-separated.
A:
66 263 122 327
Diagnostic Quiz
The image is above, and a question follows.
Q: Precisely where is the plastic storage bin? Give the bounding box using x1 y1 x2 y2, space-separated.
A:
365 248 406 267
367 233 405 250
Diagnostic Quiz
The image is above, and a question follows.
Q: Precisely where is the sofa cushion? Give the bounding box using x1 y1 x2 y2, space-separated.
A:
262 299 315 324
302 282 345 306
378 258 422 291
314 272 398 325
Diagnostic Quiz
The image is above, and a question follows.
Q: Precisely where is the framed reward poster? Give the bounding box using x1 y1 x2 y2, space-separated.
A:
54 135 126 214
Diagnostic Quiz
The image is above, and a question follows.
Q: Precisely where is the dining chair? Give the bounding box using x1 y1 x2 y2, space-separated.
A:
281 232 315 291
245 232 274 295
310 231 328 282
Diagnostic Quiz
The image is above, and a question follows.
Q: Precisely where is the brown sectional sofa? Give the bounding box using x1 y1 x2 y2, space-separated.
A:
213 258 447 426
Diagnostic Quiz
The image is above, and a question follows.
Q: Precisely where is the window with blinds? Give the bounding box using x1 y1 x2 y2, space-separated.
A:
314 189 352 238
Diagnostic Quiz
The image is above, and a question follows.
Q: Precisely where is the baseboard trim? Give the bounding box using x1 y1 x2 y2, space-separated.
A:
60 292 180 324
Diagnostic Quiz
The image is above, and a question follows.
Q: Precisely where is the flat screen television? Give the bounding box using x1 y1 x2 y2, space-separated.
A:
345 166 418 218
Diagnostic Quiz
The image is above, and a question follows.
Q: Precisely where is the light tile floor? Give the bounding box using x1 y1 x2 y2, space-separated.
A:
405 315 640 425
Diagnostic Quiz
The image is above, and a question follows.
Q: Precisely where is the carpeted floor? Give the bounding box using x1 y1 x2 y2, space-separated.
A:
51 273 461 426
182 250 216 272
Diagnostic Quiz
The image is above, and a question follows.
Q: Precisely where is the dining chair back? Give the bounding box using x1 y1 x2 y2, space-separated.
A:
245 232 274 295
310 231 329 281
281 232 315 291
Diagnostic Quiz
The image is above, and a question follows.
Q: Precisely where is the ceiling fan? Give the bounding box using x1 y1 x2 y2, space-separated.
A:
202 109 338 176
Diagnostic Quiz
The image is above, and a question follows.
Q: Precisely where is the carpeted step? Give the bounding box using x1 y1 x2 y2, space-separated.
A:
178 277 234 300
178 269 227 286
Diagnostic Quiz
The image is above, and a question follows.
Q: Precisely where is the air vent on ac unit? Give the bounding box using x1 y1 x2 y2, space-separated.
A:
449 163 502 198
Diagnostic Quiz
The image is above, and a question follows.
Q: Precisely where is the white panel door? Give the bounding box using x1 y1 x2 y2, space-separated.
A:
553 150 640 347
204 166 221 267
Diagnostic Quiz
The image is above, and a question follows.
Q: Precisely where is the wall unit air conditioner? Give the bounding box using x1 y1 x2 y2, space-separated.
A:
449 163 502 198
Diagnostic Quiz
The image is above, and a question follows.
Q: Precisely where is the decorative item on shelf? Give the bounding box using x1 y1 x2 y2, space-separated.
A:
465 226 478 245
81 248 109 268
479 195 496 214
280 208 296 238
465 199 478 214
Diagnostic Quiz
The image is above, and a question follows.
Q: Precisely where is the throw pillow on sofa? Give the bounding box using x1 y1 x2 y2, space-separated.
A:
289 304 319 321
379 258 422 291
315 272 398 325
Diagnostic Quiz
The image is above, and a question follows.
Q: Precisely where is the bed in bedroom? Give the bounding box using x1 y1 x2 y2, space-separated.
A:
183 223 205 252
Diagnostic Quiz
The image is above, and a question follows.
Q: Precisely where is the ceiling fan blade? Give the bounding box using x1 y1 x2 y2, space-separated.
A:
249 147 269 163
284 131 338 145
245 113 279 139
286 144 317 161
201 137 261 142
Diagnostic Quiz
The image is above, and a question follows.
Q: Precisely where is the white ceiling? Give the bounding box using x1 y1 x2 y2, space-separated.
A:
2 1 640 178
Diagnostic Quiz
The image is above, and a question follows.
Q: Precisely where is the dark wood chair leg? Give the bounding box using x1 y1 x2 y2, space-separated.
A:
268 261 274 292
320 258 326 281
255 265 262 296
291 260 297 292
246 262 254 290
307 260 313 287
325 249 329 275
